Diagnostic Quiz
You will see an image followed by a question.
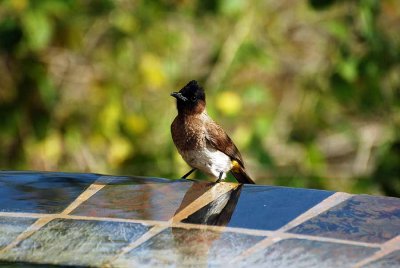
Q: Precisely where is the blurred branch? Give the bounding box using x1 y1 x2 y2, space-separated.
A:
205 9 254 90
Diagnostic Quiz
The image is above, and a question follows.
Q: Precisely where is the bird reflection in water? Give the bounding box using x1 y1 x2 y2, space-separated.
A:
182 183 242 226
170 182 243 266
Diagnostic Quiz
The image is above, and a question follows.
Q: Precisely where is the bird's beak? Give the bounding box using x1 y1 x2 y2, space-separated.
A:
170 92 188 102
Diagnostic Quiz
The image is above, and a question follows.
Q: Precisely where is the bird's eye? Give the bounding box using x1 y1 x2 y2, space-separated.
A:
191 96 197 102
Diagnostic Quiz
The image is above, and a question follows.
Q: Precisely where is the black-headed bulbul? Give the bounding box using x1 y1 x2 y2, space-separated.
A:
171 80 255 184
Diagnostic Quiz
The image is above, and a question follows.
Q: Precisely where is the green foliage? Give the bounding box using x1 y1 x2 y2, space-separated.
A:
0 0 399 196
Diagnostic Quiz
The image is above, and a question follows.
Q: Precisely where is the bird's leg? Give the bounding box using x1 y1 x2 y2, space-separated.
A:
181 168 196 179
215 172 224 183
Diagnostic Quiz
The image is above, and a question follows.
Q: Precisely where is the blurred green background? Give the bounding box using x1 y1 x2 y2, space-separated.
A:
0 0 399 196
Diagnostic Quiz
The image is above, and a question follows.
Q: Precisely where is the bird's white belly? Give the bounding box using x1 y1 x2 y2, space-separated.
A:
181 146 232 180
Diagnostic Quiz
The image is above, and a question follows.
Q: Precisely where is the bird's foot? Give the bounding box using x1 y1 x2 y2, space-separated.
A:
215 172 224 183
181 168 196 179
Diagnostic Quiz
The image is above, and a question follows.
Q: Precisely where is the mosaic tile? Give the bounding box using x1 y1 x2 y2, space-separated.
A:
113 227 265 267
0 171 100 213
240 238 378 268
0 217 37 250
1 171 398 268
0 219 150 267
289 195 400 243
72 180 215 221
363 250 400 268
217 185 334 230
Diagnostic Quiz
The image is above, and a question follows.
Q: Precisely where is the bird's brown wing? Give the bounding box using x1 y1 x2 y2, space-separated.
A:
205 121 245 167
205 120 255 184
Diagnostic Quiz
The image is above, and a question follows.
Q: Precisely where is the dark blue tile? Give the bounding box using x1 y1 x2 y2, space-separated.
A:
289 195 400 243
114 227 265 266
0 217 37 250
0 219 150 266
225 185 334 230
364 250 400 268
242 238 378 268
0 171 100 213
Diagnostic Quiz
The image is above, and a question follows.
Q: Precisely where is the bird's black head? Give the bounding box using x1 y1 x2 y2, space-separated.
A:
171 80 206 114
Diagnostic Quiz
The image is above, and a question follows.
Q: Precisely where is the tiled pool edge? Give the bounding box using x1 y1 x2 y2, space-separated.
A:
0 173 398 267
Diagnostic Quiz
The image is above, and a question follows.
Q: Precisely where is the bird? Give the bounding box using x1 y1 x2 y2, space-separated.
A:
170 80 255 184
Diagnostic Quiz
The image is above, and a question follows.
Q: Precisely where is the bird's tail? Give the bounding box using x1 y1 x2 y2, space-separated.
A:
230 164 255 184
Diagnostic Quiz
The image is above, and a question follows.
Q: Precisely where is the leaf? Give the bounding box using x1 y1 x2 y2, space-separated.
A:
22 10 53 51
216 91 242 116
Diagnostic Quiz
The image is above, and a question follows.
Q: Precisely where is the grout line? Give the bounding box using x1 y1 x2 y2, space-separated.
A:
58 214 161 226
61 214 273 236
0 176 114 255
0 212 50 218
165 221 273 236
352 235 400 268
229 192 353 264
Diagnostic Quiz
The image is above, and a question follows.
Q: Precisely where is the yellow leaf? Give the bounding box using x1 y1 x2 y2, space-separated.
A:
10 0 28 12
108 136 133 167
110 11 137 33
140 53 166 89
100 103 121 137
216 91 242 116
25 132 62 169
42 132 62 161
125 115 148 135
